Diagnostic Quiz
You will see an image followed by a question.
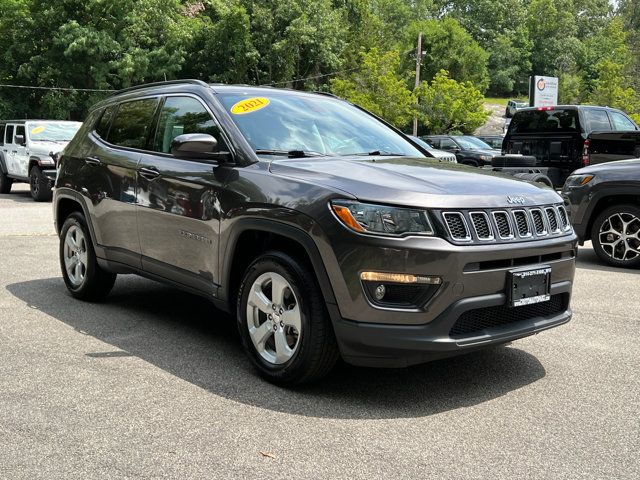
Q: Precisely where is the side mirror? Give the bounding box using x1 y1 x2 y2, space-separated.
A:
14 134 25 146
170 133 222 160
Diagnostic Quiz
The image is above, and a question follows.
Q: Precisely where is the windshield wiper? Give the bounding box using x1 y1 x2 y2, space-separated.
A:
344 150 406 156
255 149 326 158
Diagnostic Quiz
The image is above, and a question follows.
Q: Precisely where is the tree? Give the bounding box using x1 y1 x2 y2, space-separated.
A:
331 48 414 127
588 60 640 118
414 70 489 134
403 18 490 92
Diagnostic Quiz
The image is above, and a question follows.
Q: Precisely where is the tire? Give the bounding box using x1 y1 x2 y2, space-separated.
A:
0 170 12 194
491 155 537 167
591 204 640 269
30 165 53 202
513 172 554 188
59 212 116 301
505 108 511 118
237 251 340 386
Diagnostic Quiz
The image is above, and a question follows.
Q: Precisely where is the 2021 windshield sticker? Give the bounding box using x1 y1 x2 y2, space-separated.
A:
230 97 270 115
31 126 46 135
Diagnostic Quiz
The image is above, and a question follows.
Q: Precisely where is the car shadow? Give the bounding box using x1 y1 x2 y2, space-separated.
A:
6 276 547 419
0 188 40 203
576 245 640 274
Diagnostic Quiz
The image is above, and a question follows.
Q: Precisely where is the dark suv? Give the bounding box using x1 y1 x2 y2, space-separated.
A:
54 80 577 385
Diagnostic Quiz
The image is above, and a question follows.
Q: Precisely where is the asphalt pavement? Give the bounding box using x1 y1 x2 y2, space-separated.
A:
0 184 638 479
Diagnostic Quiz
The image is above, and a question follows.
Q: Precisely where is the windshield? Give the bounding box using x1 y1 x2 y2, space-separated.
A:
217 92 423 157
456 136 493 150
27 122 81 142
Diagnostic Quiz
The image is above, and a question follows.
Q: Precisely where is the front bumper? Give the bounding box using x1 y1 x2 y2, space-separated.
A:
332 281 572 367
43 169 57 182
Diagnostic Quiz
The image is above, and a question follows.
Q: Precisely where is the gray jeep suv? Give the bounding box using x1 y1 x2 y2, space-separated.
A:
53 80 577 385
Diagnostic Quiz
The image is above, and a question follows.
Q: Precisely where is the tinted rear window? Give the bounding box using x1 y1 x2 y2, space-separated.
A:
509 109 579 134
108 98 159 149
583 109 611 131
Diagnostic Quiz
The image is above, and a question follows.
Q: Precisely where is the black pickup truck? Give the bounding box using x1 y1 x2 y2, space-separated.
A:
498 106 640 187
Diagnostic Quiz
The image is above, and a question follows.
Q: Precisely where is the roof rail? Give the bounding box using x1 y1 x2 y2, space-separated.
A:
111 79 209 97
314 91 340 99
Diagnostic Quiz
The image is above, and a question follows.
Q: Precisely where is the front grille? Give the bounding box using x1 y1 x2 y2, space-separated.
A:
449 294 567 338
493 212 513 238
470 212 492 240
439 204 572 244
443 212 470 240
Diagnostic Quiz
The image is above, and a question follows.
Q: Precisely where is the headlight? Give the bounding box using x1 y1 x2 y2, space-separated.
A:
479 155 492 161
330 200 435 236
564 174 594 187
37 157 55 167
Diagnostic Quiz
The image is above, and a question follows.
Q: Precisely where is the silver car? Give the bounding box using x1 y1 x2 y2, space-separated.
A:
408 136 457 163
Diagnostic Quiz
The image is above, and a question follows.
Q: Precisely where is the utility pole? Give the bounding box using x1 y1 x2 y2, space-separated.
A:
412 32 423 136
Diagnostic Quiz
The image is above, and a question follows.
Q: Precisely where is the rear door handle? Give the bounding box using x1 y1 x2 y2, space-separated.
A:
138 167 160 180
85 156 102 166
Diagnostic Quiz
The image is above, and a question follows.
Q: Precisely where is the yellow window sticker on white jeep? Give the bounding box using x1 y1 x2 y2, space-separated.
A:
31 126 46 135
230 97 270 115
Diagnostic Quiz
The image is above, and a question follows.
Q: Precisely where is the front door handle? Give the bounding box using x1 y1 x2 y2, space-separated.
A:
139 167 160 180
85 156 102 167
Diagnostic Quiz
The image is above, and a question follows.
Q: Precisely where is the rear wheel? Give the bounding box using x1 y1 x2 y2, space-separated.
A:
30 165 52 201
591 204 640 269
0 170 12 194
59 212 116 300
237 251 339 385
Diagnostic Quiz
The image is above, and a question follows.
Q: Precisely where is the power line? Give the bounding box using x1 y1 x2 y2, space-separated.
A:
0 84 115 92
259 67 358 87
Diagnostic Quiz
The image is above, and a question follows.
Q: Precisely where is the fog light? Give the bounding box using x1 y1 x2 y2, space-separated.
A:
374 284 386 301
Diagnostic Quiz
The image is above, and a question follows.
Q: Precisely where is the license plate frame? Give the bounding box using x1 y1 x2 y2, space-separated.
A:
508 266 551 307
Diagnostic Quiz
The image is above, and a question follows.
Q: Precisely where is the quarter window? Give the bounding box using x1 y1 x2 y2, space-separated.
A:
609 112 637 131
108 98 159 149
153 96 227 154
95 105 116 140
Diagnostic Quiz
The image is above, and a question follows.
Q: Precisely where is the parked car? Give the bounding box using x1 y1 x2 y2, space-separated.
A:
562 158 640 268
407 135 457 162
476 135 504 150
502 105 640 187
0 120 82 201
54 80 576 385
506 100 528 118
422 135 501 166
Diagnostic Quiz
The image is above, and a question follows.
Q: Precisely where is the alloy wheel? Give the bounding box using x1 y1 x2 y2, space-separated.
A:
246 272 301 365
599 212 640 261
63 225 88 287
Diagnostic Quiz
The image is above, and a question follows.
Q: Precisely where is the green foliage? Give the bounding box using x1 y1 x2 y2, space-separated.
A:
414 70 489 134
588 60 640 116
331 48 414 127
404 18 490 92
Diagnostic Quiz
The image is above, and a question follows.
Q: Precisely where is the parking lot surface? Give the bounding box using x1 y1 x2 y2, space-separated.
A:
1 184 638 479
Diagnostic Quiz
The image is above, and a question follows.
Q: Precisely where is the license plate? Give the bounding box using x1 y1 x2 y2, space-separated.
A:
508 266 551 307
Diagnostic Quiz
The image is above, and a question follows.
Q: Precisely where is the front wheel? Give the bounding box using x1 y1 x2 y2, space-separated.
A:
30 165 52 202
237 252 339 385
591 204 640 269
59 212 116 300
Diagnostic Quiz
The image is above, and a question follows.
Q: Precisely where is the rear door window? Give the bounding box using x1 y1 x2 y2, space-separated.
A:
5 125 14 144
510 109 579 134
152 96 228 154
609 111 637 131
439 138 457 149
108 98 159 149
583 109 612 131
0 124 5 146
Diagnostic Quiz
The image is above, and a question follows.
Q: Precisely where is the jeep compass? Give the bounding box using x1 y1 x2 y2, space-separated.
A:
53 80 576 385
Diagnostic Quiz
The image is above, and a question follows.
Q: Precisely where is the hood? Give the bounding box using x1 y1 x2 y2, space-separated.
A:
269 156 561 209
29 140 71 156
575 157 640 175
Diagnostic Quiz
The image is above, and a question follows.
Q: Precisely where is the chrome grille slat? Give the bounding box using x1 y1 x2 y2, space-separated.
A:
470 212 493 240
530 209 547 236
556 206 570 230
442 212 471 241
545 207 560 233
492 211 514 239
512 210 532 237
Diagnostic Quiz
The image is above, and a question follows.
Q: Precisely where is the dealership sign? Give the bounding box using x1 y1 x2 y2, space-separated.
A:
529 75 558 107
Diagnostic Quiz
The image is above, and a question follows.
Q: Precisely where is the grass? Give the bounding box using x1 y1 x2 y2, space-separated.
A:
484 97 527 106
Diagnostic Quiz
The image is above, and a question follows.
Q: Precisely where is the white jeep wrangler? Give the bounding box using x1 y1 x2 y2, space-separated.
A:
0 120 81 201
